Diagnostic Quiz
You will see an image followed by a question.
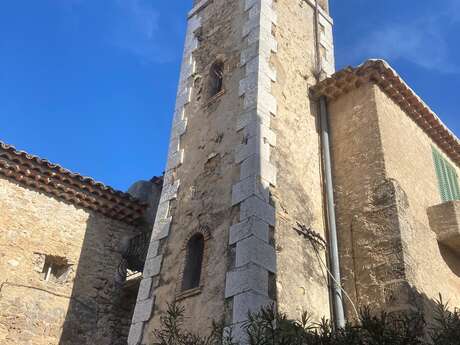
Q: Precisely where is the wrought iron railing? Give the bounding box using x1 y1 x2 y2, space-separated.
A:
115 231 151 286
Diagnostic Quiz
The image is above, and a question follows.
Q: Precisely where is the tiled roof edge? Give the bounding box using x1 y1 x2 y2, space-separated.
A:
311 59 460 166
0 141 147 224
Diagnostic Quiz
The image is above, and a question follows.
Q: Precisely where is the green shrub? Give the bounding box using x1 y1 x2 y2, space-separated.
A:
152 297 460 345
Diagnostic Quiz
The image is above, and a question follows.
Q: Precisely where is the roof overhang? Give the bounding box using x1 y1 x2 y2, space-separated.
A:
0 141 147 224
311 59 460 166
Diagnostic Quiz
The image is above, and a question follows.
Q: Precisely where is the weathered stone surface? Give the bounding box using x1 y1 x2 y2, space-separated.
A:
143 255 163 278
232 291 273 323
137 278 153 302
132 298 155 324
229 217 270 245
127 322 144 345
428 201 460 252
0 176 143 345
231 176 270 206
225 264 269 297
236 236 276 273
240 196 275 226
329 82 460 320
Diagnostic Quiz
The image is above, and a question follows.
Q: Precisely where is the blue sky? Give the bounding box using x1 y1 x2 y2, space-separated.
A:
1 0 459 191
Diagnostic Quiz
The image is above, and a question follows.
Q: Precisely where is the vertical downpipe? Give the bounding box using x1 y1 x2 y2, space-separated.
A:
319 96 346 329
313 0 345 329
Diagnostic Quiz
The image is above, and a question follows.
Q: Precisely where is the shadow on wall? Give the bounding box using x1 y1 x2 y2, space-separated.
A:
439 244 460 278
382 284 460 333
58 214 139 345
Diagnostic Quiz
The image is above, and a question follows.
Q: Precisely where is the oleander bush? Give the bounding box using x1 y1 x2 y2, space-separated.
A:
152 296 460 345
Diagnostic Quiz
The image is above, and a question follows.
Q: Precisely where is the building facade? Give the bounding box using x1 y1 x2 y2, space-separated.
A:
313 60 460 319
128 0 336 343
128 1 460 344
0 142 162 345
1 1 459 345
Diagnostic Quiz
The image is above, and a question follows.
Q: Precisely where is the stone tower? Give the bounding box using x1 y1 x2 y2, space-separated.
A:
128 0 335 343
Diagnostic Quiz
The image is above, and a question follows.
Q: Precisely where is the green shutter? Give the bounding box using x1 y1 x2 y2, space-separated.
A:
432 147 460 202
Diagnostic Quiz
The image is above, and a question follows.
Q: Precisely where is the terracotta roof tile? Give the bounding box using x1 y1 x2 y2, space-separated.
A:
0 141 147 224
311 59 460 166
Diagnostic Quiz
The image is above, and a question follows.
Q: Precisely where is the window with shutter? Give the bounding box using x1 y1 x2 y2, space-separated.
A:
432 147 460 202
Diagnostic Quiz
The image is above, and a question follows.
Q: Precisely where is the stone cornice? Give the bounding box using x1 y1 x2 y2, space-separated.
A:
0 141 147 224
311 59 460 166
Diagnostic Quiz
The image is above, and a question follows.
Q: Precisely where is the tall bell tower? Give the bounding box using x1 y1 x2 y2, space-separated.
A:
128 0 335 343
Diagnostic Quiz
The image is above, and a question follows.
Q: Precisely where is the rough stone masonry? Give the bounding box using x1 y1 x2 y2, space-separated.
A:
1 1 460 344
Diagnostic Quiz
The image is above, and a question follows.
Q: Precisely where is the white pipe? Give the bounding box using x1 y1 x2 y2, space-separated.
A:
319 96 346 328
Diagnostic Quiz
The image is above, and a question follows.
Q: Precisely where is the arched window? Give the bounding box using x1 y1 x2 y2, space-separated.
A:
209 61 224 98
182 233 205 291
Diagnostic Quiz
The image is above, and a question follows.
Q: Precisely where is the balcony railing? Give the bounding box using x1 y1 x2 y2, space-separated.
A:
115 231 151 286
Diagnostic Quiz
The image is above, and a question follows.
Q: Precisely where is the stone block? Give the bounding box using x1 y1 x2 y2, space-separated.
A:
235 136 270 164
241 43 258 66
146 240 160 260
143 255 163 278
240 154 277 186
233 291 273 323
239 73 258 97
225 264 269 298
236 109 272 132
240 196 275 226
151 218 172 241
229 217 270 245
154 201 170 221
171 118 188 139
132 297 155 323
160 180 180 203
168 137 180 156
137 278 153 302
127 322 144 345
236 236 276 272
243 120 276 147
232 176 270 206
166 149 184 170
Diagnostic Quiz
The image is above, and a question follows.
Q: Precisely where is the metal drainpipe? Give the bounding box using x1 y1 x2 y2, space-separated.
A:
319 96 346 329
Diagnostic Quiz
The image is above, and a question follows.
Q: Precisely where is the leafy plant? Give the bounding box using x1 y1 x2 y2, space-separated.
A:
151 298 459 345
430 295 460 345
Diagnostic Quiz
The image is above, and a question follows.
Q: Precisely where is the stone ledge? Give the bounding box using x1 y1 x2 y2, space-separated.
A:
427 201 460 252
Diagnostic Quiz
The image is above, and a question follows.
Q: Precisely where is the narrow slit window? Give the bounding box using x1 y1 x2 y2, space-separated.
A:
182 233 205 291
432 147 460 202
209 61 224 98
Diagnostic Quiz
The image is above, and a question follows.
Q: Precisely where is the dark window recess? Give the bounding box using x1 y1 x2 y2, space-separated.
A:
209 61 224 98
182 233 205 291
43 256 71 283
116 232 151 286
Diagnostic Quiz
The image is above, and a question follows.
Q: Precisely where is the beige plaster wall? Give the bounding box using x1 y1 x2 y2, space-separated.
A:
0 177 138 345
271 0 331 321
329 82 460 320
328 84 394 317
375 86 460 310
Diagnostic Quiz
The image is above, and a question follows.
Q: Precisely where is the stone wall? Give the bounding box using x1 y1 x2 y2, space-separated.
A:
329 82 460 320
375 85 460 313
0 176 139 345
328 83 394 317
271 0 333 321
132 0 336 343
136 1 246 342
